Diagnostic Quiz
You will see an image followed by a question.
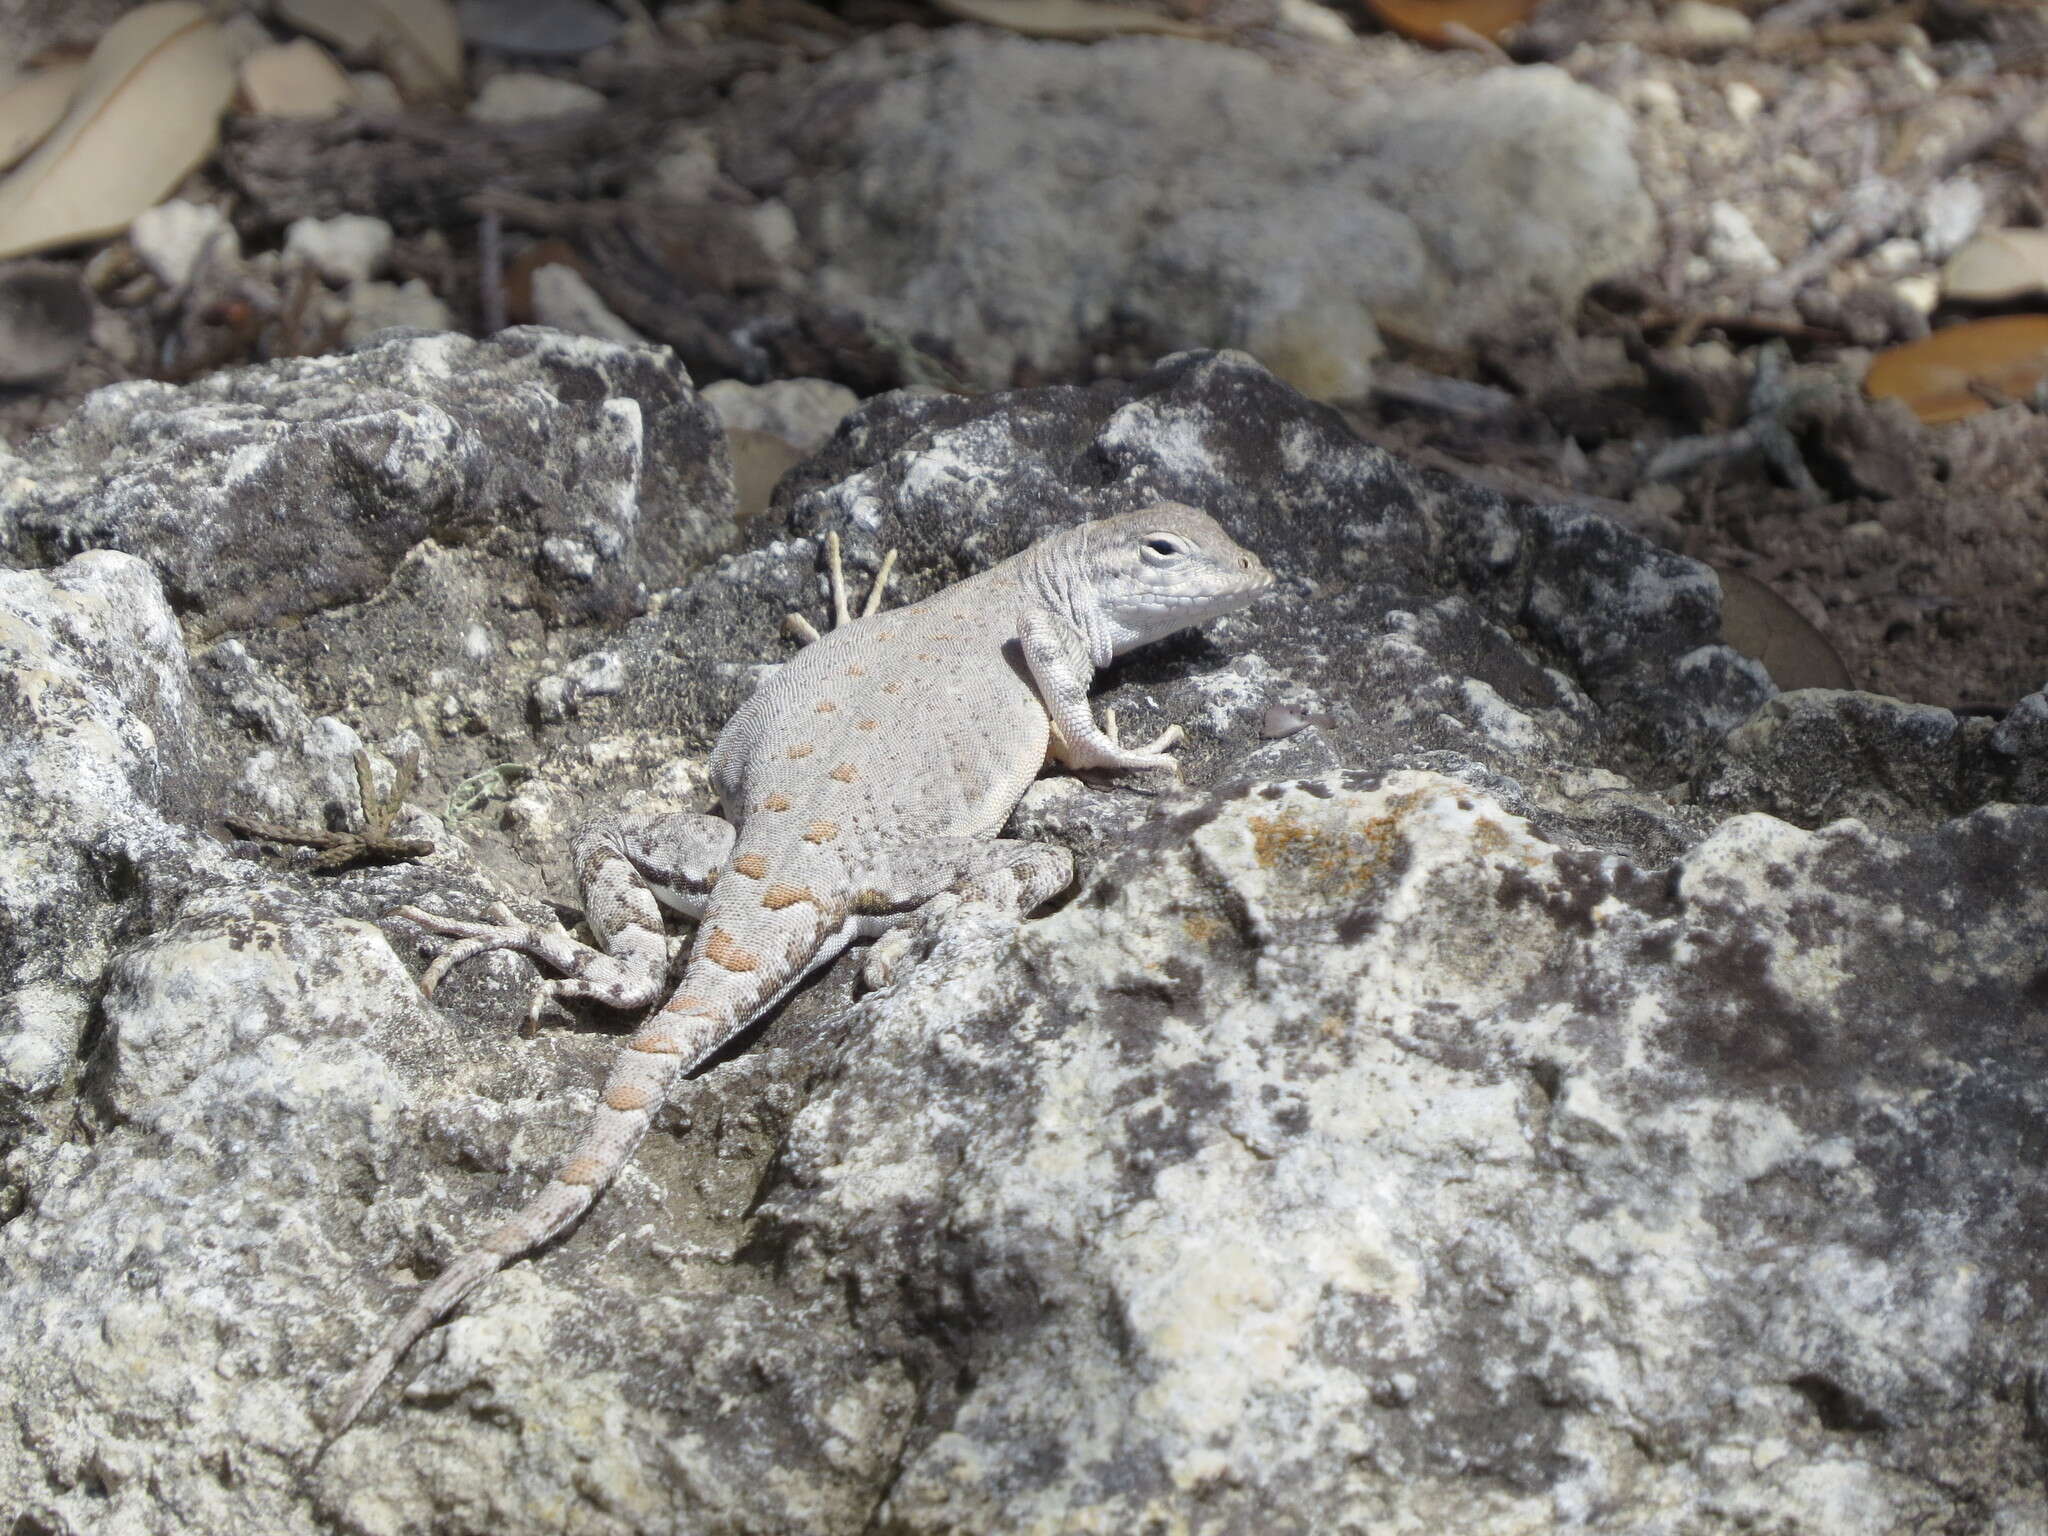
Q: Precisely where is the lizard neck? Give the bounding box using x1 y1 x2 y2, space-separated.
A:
1020 536 1119 669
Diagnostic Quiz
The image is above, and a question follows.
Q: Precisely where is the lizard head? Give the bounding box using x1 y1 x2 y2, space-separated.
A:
1081 503 1273 654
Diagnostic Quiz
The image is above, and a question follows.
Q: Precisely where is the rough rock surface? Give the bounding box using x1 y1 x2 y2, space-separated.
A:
720 35 1655 395
0 327 736 636
2 341 2044 1535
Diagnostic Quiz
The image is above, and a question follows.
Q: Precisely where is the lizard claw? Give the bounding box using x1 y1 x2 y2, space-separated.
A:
1090 709 1184 777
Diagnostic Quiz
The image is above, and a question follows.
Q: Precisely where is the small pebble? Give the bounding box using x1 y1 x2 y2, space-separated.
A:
468 72 605 124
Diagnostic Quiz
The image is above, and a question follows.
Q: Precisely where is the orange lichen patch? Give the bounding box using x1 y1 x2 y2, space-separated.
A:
730 854 769 879
556 1156 607 1185
803 820 840 843
788 743 815 759
761 792 793 812
816 699 838 713
857 719 879 731
1246 805 1398 897
604 1084 655 1113
1359 0 1537 45
829 762 859 782
1865 316 2048 424
1181 911 1227 944
761 882 813 909
703 928 761 971
882 682 904 695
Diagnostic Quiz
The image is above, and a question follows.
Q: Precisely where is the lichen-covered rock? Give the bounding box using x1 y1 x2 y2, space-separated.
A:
0 327 735 634
1 341 2043 1535
722 36 1654 392
768 770 2048 1533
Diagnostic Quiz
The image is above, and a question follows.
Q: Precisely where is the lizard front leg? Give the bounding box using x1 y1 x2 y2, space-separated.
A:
1020 609 1183 773
395 810 734 1032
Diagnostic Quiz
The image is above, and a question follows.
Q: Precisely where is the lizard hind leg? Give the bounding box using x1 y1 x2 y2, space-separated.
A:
392 811 734 1033
858 837 1075 991
782 530 899 645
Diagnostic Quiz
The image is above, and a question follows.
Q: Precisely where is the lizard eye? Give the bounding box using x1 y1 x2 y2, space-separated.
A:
1140 535 1186 564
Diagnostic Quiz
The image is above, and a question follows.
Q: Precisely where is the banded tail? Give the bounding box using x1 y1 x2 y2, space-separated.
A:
325 988 741 1438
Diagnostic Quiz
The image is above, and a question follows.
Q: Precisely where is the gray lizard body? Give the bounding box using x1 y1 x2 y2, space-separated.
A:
330 505 1271 1435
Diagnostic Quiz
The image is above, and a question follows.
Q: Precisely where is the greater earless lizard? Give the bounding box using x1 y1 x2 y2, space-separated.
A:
329 505 1272 1435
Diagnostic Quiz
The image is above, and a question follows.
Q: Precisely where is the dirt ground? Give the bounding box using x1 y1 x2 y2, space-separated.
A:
2 0 2046 712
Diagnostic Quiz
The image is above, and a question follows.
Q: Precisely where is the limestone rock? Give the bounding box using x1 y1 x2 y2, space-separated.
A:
702 376 858 454
0 327 736 634
726 35 1654 387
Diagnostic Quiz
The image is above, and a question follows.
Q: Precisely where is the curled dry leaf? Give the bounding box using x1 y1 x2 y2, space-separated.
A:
276 0 464 100
0 62 84 174
1940 228 2048 304
1864 315 2048 425
1715 568 1852 694
0 5 233 262
1360 0 1538 45
930 0 1216 40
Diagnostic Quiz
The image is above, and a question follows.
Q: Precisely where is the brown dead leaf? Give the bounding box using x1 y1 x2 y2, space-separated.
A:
1864 315 2048 425
0 4 233 262
276 0 464 100
1716 569 1852 693
1360 0 1537 45
930 0 1216 39
0 62 84 174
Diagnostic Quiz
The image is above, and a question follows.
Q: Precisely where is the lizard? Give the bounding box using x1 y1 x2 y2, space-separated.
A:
328 503 1273 1436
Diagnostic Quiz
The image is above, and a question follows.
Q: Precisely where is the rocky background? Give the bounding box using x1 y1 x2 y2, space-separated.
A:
2 2 2047 1534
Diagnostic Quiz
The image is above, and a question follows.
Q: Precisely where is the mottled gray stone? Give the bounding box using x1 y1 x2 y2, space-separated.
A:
1 343 2043 1535
0 327 735 635
723 36 1653 391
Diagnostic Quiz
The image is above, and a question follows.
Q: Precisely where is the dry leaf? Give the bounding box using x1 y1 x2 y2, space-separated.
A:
1940 228 2048 304
1360 0 1537 45
1864 316 2048 425
0 62 84 174
239 39 355 119
931 0 1215 40
1716 569 1852 693
277 0 464 100
0 5 233 262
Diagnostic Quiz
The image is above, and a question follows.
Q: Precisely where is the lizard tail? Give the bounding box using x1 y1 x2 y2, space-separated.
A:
326 995 732 1440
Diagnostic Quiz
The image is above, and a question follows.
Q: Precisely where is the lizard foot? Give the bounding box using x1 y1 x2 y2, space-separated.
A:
1085 707 1184 778
860 893 963 992
784 530 898 645
392 901 575 1032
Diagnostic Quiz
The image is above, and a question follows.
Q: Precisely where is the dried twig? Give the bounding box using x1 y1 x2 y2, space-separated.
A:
1755 88 2046 309
226 749 434 871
